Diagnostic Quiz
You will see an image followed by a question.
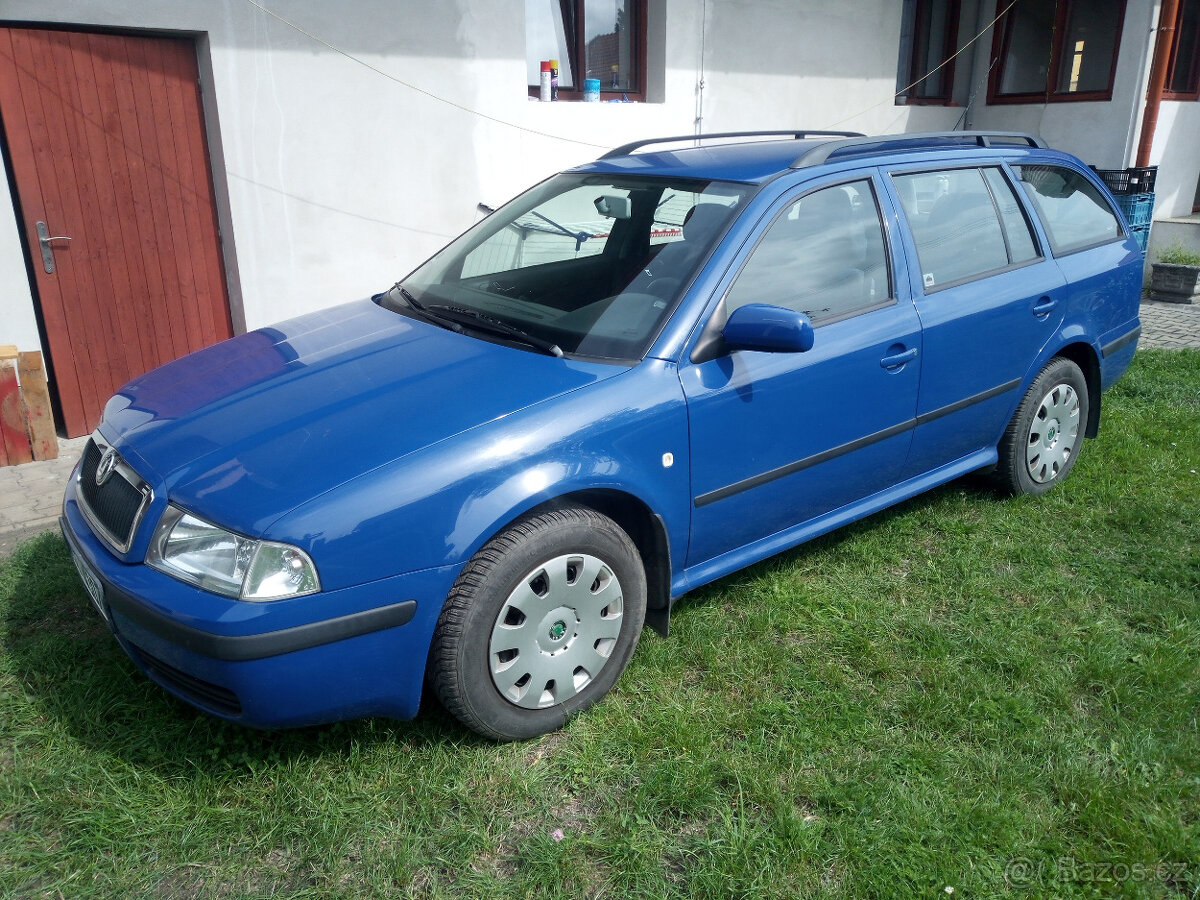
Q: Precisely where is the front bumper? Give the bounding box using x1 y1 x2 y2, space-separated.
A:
62 482 460 729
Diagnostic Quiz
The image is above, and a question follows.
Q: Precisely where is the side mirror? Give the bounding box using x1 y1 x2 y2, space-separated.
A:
722 304 815 353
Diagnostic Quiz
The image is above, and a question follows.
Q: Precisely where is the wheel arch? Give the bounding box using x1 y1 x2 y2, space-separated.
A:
505 489 674 638
1052 341 1102 438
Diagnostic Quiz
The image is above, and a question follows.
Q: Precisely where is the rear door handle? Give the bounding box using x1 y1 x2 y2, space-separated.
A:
1032 296 1058 318
880 347 918 369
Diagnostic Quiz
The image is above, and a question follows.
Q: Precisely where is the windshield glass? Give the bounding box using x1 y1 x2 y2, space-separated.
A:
387 173 749 361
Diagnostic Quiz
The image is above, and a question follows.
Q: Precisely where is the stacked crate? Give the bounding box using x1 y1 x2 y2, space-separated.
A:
1092 166 1157 256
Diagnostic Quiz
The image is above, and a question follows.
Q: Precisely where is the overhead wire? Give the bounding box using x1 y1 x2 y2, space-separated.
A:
243 0 1019 150
242 0 609 150
827 0 1018 129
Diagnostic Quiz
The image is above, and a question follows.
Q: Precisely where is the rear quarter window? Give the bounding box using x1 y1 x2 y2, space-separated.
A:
1013 164 1122 256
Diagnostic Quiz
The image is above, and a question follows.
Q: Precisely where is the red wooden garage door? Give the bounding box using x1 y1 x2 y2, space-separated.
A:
0 27 234 437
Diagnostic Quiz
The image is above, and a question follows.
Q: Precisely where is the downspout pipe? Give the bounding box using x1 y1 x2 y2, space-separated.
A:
1136 0 1181 167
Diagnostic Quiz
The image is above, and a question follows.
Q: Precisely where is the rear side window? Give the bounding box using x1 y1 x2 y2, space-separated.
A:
725 180 891 325
892 166 1037 290
1013 164 1122 256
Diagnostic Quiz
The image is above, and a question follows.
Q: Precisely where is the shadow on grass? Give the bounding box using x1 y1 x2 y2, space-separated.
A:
4 474 1005 774
0 532 484 775
669 472 1002 620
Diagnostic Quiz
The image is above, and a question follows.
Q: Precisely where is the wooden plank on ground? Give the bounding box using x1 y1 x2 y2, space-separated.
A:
18 352 58 461
0 359 33 466
0 344 18 360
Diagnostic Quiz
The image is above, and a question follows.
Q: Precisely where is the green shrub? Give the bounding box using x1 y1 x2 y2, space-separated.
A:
1156 242 1200 266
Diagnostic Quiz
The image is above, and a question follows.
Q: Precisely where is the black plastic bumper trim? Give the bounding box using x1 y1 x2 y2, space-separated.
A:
62 517 416 662
1102 325 1141 358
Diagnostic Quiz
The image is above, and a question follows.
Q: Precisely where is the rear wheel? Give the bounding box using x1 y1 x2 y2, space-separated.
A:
429 507 646 741
995 357 1089 495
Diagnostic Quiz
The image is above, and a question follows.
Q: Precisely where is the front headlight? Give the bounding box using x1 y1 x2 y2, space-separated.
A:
147 505 320 601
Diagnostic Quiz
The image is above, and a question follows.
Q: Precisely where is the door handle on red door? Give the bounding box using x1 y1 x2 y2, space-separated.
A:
1032 296 1058 318
880 346 918 369
35 221 72 274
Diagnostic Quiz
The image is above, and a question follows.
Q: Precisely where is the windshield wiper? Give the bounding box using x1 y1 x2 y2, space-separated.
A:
392 283 428 313
427 305 564 358
391 284 462 330
530 212 590 252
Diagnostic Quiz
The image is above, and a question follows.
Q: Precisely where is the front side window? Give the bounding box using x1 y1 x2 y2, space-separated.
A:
989 0 1125 103
1013 165 1122 256
896 0 962 104
526 0 646 99
394 173 748 361
726 180 892 325
893 166 1037 289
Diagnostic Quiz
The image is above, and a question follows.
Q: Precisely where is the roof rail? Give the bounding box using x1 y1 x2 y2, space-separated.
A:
790 131 1047 169
602 130 866 159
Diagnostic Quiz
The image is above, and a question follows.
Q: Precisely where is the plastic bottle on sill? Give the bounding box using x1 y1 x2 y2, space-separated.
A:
539 60 552 102
583 78 601 102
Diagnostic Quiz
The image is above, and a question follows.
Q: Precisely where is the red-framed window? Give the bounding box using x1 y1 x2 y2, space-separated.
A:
988 0 1126 104
897 0 962 104
526 0 647 101
1164 0 1200 100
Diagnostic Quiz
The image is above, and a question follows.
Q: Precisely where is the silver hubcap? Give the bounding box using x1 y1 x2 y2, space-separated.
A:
1026 382 1080 483
489 553 624 709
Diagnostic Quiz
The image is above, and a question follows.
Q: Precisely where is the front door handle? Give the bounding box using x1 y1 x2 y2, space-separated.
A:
35 221 72 274
880 346 918 370
1032 296 1058 318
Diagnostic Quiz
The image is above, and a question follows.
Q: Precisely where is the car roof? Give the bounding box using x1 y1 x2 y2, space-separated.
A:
572 130 1051 185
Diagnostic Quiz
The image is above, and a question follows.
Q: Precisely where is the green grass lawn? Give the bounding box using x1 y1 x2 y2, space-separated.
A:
2 350 1198 899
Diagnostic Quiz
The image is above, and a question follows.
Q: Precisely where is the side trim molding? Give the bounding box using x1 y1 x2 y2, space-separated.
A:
1102 325 1141 358
693 379 1020 508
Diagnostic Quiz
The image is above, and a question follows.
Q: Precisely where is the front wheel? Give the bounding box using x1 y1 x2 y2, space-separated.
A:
995 357 1089 496
428 507 647 741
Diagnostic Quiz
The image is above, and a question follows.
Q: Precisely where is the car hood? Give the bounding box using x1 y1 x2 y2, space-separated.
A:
102 298 623 535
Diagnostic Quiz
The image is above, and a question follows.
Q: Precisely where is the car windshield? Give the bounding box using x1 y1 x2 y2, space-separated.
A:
386 173 749 361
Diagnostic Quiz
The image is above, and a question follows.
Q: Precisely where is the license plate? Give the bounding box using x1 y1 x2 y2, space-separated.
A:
70 548 109 624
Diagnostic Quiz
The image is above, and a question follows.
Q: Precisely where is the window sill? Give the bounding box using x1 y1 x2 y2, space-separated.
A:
527 90 646 103
987 91 1116 105
895 97 959 106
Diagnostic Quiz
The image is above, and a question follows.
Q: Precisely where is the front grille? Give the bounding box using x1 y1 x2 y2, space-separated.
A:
77 437 151 553
129 645 243 717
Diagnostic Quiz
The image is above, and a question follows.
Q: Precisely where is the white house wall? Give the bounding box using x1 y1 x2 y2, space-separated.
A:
1147 101 1200 219
1 0 962 344
0 163 38 350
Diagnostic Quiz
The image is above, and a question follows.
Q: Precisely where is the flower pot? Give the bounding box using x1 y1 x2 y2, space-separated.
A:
1150 262 1200 304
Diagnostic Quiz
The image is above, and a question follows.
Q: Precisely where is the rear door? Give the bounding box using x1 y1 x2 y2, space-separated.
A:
680 175 921 569
885 164 1067 475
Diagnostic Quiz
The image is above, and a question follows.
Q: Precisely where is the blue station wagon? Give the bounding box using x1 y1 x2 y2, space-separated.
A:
61 131 1143 740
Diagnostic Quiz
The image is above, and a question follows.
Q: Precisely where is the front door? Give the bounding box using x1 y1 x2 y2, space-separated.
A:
0 27 233 437
681 176 922 570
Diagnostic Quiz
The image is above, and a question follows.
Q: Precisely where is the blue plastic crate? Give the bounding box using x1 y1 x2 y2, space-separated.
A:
1115 192 1155 227
1128 223 1150 254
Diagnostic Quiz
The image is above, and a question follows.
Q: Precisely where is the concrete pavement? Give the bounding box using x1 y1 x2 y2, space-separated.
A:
2 300 1198 559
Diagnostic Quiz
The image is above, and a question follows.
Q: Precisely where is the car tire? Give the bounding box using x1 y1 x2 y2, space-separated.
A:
995 357 1089 496
428 507 647 741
